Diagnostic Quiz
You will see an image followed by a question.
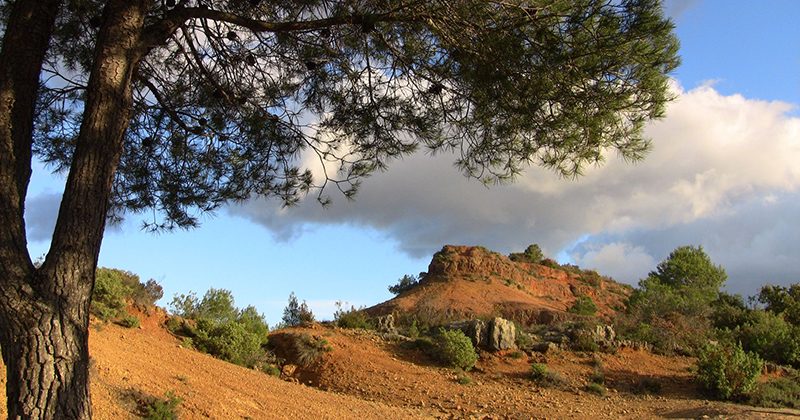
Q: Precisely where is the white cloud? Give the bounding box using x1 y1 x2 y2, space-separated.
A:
25 191 62 242
571 243 657 286
231 83 800 293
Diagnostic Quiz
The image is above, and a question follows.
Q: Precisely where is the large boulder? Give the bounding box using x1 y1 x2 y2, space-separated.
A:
488 317 516 351
373 314 398 334
467 319 489 349
446 317 516 351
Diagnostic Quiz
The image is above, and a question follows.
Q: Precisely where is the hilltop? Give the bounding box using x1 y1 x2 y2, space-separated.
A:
368 245 632 325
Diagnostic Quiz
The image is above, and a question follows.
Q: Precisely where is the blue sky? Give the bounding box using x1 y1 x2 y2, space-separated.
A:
25 0 800 325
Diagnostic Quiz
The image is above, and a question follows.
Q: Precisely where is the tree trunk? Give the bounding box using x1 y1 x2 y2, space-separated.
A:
0 1 152 418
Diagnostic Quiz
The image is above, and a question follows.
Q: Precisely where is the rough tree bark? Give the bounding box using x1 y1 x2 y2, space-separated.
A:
0 0 152 418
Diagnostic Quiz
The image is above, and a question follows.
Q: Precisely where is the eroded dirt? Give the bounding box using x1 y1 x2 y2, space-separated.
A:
1 314 799 419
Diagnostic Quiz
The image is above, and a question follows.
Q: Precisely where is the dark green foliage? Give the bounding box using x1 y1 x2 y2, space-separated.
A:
631 377 663 395
748 377 800 409
292 333 332 366
568 294 598 316
530 363 568 388
35 0 680 232
586 382 607 396
143 392 182 420
632 245 726 318
195 320 266 367
540 258 561 269
92 268 162 322
695 342 763 401
434 328 478 371
509 244 545 264
281 292 316 327
169 288 270 368
388 273 423 295
758 284 800 326
333 302 371 330
455 369 472 385
732 310 800 368
407 336 437 354
529 363 548 380
116 314 141 329
620 245 725 354
515 326 533 349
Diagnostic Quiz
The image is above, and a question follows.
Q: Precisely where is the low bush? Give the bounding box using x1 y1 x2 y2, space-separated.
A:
589 370 605 385
732 310 800 368
631 377 663 395
568 294 598 316
292 333 332 366
169 288 270 368
748 377 800 409
388 273 423 295
142 391 182 420
530 363 568 388
455 369 472 385
196 320 265 367
116 314 141 329
434 328 478 371
586 382 607 396
333 302 371 330
695 341 763 401
92 268 163 322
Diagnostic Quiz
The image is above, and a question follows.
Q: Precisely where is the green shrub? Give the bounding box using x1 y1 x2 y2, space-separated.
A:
530 363 548 380
388 273 423 295
733 310 800 368
748 377 800 409
696 341 763 401
92 268 163 322
509 244 544 264
631 377 662 395
586 382 607 396
568 294 598 316
455 369 472 385
434 328 478 371
281 292 316 326
143 391 182 420
758 283 800 326
530 363 568 388
590 370 605 385
292 333 332 366
406 336 437 354
333 302 371 330
515 327 532 348
509 350 524 359
169 288 270 368
116 314 141 329
199 321 265 367
264 365 281 377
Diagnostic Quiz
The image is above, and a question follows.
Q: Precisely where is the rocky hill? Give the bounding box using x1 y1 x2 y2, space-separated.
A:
1 246 798 419
368 245 633 325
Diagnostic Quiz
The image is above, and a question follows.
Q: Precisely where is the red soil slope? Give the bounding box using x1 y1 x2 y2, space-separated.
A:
368 245 632 324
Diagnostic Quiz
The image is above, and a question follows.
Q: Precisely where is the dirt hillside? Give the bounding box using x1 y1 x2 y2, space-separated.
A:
0 312 430 420
368 245 632 325
2 313 797 419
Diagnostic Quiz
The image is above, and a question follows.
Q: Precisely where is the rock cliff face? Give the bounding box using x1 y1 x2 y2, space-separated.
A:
367 245 632 326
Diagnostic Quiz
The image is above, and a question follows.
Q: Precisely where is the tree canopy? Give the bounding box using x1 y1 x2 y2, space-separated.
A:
0 0 679 418
634 245 727 317
33 0 679 230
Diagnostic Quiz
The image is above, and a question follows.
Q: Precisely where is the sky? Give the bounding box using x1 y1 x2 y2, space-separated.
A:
25 0 800 326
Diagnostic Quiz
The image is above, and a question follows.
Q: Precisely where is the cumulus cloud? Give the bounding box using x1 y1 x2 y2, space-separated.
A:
229 83 800 293
25 192 62 242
